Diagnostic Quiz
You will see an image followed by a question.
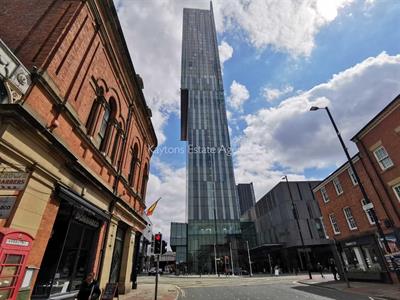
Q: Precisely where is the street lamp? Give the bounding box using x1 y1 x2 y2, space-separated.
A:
283 175 312 279
309 106 391 254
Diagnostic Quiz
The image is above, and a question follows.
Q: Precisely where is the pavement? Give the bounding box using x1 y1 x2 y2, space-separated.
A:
119 282 178 300
119 273 400 300
298 274 400 300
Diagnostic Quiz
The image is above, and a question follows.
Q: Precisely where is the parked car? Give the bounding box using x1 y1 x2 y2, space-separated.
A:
148 267 163 276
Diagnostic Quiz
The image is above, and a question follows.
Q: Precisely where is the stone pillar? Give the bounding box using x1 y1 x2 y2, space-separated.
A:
99 216 119 288
117 229 136 294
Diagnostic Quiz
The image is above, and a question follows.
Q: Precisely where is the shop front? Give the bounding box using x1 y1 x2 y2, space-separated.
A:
338 234 391 282
32 186 108 299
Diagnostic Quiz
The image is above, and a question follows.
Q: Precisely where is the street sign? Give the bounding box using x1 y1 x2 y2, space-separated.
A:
0 196 16 218
0 172 28 190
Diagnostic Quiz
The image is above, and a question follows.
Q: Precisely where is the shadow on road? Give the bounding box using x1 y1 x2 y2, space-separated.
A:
291 285 369 300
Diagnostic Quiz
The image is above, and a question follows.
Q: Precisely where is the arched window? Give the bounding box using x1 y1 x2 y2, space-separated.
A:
128 144 139 186
0 81 9 104
86 98 101 136
141 163 148 200
110 122 123 164
99 98 117 152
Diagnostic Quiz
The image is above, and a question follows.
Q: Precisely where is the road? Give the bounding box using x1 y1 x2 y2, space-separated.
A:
138 274 376 300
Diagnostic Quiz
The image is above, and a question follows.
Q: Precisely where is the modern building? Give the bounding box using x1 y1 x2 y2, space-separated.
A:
177 3 241 273
242 181 332 274
0 0 157 298
237 183 256 215
314 95 400 282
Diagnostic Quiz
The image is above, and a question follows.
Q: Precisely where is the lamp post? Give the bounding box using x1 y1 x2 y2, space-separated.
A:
309 106 391 254
283 175 312 279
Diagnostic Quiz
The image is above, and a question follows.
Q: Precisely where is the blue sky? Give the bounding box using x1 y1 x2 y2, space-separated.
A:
116 0 400 240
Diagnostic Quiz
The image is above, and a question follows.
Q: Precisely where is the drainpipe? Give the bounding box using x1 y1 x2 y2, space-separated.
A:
97 104 134 283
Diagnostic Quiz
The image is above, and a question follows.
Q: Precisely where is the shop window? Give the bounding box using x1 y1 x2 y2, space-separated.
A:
333 177 343 195
320 187 329 203
32 202 101 298
393 184 400 202
343 207 357 230
361 199 375 225
348 167 358 185
329 213 340 235
128 144 139 187
109 226 126 283
361 245 381 271
373 146 394 170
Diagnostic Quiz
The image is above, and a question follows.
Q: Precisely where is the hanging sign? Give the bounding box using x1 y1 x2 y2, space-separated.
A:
0 196 17 218
0 172 28 190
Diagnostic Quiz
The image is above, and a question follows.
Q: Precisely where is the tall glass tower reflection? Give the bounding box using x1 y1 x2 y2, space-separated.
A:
180 3 241 273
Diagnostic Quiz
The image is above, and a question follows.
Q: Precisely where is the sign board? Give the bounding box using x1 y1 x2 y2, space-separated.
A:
101 282 119 300
0 196 16 218
0 172 28 190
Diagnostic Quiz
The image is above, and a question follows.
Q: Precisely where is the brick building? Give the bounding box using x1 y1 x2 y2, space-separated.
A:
314 95 400 282
0 0 157 299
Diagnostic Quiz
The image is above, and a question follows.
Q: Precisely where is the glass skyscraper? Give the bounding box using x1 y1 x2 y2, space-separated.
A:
180 3 241 273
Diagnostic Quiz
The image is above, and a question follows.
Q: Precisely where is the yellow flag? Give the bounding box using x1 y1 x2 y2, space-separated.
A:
146 197 161 216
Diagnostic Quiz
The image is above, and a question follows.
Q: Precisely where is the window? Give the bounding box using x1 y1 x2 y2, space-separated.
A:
348 167 358 185
99 105 110 148
128 144 139 187
141 163 149 200
373 146 394 170
329 213 340 234
110 124 123 164
333 177 343 195
315 218 327 239
343 207 357 230
99 98 117 152
393 184 400 202
0 81 9 104
321 187 329 203
361 199 375 225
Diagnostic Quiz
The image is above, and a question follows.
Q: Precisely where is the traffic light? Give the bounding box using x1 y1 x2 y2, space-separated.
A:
154 233 162 254
161 240 167 254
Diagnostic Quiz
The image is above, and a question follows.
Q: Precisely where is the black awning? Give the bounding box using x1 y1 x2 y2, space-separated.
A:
55 184 110 221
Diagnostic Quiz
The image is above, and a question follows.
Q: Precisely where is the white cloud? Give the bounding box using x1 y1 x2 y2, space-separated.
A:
228 80 250 111
115 0 353 146
218 40 233 71
234 52 400 198
145 159 186 244
263 85 294 102
216 0 353 56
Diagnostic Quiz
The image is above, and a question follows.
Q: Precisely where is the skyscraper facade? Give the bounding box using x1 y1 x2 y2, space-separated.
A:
180 3 241 273
237 183 256 215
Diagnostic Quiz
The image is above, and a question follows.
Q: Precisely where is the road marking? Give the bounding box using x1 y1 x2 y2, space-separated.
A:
176 285 185 298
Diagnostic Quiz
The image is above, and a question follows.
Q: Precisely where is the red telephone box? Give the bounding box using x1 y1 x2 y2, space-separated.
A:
0 229 33 300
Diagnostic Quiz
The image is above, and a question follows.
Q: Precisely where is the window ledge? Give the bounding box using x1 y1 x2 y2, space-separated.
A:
380 165 395 173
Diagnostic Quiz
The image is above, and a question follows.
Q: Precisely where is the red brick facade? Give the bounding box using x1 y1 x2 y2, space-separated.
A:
314 95 400 282
0 0 157 297
314 96 400 241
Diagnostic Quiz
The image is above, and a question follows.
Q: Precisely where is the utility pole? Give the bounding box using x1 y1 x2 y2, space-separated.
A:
246 240 253 277
283 175 312 279
229 242 235 276
214 243 218 276
154 254 160 300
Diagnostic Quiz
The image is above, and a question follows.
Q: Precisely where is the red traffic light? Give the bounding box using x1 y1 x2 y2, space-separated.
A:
155 234 161 241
